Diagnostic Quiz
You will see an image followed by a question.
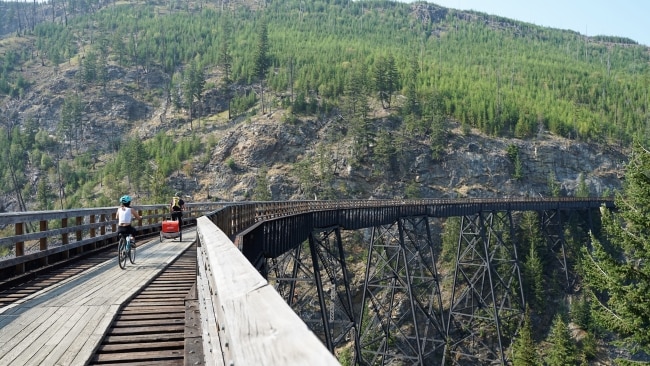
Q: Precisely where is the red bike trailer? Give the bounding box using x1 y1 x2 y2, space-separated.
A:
160 218 182 241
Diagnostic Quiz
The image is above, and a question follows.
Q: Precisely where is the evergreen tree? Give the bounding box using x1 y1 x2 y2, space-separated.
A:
374 53 398 109
81 50 97 84
429 108 447 161
545 314 579 366
523 243 545 311
218 18 233 85
373 129 395 174
512 308 540 366
440 216 461 264
58 93 83 154
183 57 205 130
575 172 589 197
36 177 55 210
547 171 562 197
581 143 650 354
403 54 419 116
253 165 272 201
253 18 269 81
253 18 270 113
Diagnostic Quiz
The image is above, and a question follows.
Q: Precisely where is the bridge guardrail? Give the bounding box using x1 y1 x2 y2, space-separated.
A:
0 202 224 276
196 216 341 366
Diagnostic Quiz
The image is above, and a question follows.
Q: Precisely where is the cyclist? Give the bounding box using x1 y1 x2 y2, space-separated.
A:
170 192 185 229
117 195 142 246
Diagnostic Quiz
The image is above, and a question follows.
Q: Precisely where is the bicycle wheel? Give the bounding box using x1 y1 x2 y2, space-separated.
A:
128 239 136 264
118 236 127 269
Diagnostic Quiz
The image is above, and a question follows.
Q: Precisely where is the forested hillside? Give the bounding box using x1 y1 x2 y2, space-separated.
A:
0 0 647 210
1 0 650 363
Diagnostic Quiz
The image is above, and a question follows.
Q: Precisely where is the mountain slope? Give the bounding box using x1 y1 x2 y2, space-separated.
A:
0 0 644 209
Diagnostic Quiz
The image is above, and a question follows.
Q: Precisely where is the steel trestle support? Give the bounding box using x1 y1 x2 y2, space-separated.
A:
358 216 446 365
446 211 525 365
266 226 361 361
255 203 603 365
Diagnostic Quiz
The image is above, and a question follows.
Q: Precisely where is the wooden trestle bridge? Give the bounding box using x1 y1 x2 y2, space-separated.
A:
0 197 613 365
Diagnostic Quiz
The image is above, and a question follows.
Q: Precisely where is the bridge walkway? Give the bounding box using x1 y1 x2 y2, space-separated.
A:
0 229 197 366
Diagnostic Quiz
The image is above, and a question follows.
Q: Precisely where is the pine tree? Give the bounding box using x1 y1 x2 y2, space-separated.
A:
253 19 269 80
253 18 269 113
547 171 562 197
575 172 589 197
373 53 398 109
545 314 579 366
403 55 419 116
519 211 546 313
523 243 545 311
183 57 205 130
373 129 395 173
581 143 650 354
218 19 233 85
252 165 272 201
512 308 540 366
429 109 447 161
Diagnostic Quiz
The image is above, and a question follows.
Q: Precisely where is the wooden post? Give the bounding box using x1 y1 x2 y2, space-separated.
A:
62 218 69 245
90 215 96 238
137 209 142 235
16 222 25 275
40 220 48 250
111 212 117 240
100 214 106 236
15 222 24 256
75 216 83 241
89 215 96 250
61 217 69 259
40 220 49 266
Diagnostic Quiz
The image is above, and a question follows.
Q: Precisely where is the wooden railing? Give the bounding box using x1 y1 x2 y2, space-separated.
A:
0 202 223 277
196 216 340 366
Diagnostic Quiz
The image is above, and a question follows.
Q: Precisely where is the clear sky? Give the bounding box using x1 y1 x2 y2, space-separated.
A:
418 0 649 46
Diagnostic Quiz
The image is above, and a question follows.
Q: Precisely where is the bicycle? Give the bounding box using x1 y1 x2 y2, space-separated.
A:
117 233 136 269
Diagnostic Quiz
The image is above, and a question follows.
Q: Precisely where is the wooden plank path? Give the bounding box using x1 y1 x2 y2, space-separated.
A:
0 230 196 366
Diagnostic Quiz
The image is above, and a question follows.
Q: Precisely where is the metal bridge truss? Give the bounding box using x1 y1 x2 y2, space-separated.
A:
266 226 361 359
358 216 446 365
264 208 595 365
538 209 593 291
446 210 524 365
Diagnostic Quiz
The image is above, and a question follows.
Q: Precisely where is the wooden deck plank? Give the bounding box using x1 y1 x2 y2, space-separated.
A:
14 305 84 366
0 230 196 366
103 333 185 343
92 349 185 362
70 305 121 366
56 304 113 366
0 306 60 365
96 340 184 352
35 306 97 366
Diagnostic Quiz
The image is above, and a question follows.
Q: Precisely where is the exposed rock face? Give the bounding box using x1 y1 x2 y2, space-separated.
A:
414 131 626 198
410 3 448 24
205 111 627 201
